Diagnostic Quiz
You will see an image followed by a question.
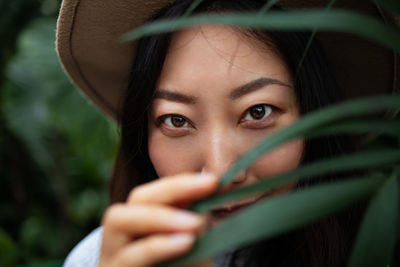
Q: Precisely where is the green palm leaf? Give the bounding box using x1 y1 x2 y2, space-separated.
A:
121 10 400 52
192 149 400 212
348 172 399 267
308 119 400 137
163 175 384 266
220 95 400 186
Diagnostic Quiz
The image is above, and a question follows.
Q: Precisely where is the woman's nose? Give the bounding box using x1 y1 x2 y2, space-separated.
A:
200 130 247 184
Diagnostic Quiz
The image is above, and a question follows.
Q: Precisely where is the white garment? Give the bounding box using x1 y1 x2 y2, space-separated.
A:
63 227 229 267
63 229 393 267
63 227 103 267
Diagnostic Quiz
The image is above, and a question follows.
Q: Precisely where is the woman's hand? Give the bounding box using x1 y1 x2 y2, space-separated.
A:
98 173 218 267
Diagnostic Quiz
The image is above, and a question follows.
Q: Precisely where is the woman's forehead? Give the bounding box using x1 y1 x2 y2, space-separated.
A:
167 25 277 60
159 25 292 90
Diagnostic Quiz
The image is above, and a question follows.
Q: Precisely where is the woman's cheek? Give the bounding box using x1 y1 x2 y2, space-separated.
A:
251 138 304 179
148 133 201 177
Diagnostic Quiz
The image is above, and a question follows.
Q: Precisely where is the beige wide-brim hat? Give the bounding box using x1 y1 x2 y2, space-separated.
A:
56 0 399 121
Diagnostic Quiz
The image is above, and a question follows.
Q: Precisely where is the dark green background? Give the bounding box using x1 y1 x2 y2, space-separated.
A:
0 1 118 265
1 1 399 266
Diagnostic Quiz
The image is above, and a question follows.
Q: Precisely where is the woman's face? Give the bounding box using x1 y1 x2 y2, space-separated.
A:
148 26 304 219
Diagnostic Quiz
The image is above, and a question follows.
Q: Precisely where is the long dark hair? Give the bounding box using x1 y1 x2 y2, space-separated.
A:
114 0 363 266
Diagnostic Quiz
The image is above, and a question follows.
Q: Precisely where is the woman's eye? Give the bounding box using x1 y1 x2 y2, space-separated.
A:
243 104 272 121
160 115 189 128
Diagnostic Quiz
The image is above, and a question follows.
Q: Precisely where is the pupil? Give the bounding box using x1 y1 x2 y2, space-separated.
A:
171 116 185 127
250 105 265 120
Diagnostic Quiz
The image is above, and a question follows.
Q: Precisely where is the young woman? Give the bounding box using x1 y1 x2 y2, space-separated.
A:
56 0 396 266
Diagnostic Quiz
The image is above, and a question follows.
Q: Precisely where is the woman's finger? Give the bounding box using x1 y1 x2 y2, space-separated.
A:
127 173 218 205
110 233 195 267
102 204 205 236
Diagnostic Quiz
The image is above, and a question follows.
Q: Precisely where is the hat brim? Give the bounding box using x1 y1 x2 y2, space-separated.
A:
56 0 399 121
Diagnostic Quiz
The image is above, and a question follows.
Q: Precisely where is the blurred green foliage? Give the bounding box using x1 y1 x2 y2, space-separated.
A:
0 1 119 265
1 0 398 266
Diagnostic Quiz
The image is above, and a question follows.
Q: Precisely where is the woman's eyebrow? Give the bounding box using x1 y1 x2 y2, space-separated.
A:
154 89 197 104
230 77 292 100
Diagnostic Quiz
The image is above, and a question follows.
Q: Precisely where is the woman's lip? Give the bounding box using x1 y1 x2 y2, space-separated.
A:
210 197 263 218
210 191 274 218
212 201 255 213
211 202 252 217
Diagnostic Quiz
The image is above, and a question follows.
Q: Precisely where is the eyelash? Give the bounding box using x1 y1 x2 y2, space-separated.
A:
157 114 192 129
157 104 277 130
241 104 274 123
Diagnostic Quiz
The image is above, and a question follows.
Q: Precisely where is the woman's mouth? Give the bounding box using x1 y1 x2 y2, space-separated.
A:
210 191 273 219
210 185 280 221
210 201 254 218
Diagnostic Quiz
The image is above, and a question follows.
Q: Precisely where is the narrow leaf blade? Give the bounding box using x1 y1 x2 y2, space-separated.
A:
347 173 399 267
192 149 399 212
164 175 384 266
220 95 400 186
309 119 400 137
121 10 400 52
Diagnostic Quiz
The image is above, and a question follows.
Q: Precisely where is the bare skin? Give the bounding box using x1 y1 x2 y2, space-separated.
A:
99 173 218 267
99 25 304 266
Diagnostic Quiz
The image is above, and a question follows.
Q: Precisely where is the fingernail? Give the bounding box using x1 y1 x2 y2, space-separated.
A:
169 233 195 247
195 173 216 184
174 211 203 227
